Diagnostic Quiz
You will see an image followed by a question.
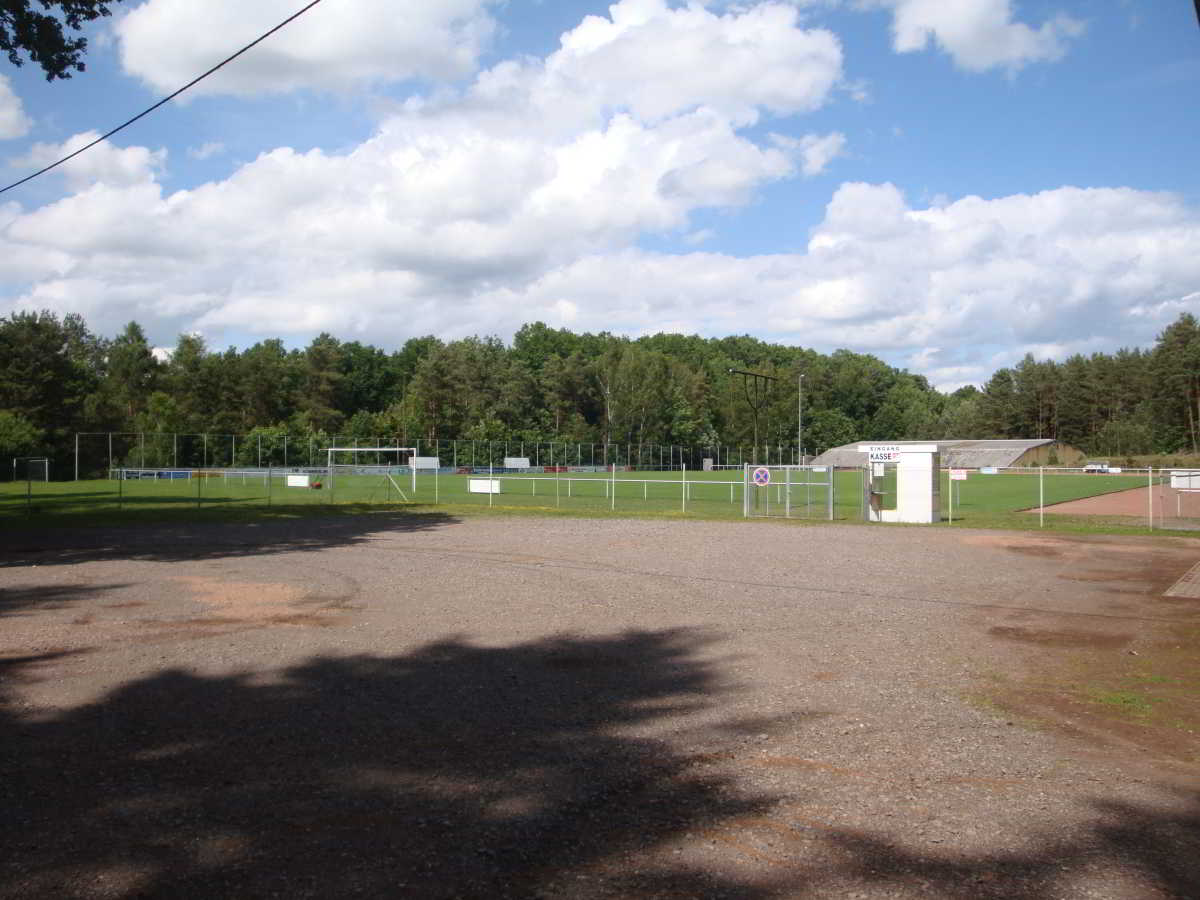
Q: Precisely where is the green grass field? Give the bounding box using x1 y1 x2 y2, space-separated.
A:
0 468 1161 532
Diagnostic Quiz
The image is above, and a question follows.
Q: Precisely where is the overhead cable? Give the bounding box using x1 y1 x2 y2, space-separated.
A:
0 0 324 196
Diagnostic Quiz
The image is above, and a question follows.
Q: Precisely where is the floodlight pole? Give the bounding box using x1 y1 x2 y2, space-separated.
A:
797 372 804 465
729 368 778 464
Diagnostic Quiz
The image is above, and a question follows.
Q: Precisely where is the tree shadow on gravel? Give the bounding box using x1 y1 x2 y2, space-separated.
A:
0 628 776 899
792 791 1200 897
0 510 458 568
0 583 133 617
3 630 1197 899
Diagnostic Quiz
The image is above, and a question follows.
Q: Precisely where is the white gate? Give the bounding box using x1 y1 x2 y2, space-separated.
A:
743 465 834 520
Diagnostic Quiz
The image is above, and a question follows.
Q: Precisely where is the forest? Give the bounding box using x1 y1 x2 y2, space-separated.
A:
1 310 1198 474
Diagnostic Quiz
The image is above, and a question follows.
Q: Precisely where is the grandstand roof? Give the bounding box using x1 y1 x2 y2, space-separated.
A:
811 439 1062 469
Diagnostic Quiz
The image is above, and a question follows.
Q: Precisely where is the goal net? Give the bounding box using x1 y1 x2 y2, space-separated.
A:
325 446 420 501
12 457 49 482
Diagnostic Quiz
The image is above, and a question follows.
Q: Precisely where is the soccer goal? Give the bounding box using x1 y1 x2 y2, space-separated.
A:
12 457 49 482
324 446 418 501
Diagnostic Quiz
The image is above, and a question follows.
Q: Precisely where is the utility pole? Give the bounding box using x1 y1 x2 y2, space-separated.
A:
728 368 778 464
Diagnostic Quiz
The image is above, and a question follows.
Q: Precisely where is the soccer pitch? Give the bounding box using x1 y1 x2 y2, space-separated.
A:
0 468 1157 526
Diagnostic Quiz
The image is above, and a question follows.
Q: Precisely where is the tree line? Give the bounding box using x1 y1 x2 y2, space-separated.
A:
1 310 1197 474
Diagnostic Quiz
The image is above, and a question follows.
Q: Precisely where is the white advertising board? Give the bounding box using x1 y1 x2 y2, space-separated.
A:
980 467 998 475
410 457 441 469
1171 470 1200 489
469 479 501 494
286 474 310 488
503 457 531 469
950 469 968 481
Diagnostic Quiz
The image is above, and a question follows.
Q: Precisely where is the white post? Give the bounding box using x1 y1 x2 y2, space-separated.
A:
611 462 616 510
435 466 438 504
1148 467 1153 531
490 462 494 508
948 470 953 525
1039 466 1044 528
682 462 687 514
412 450 417 496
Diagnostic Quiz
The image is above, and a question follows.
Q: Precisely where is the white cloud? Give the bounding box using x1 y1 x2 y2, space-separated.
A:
4 2 1191 387
187 142 226 160
542 0 842 125
4 1 841 333
115 0 499 96
773 131 846 176
14 131 166 191
0 74 31 139
864 0 1085 72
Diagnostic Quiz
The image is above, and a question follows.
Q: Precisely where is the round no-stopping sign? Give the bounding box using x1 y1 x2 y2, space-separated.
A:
752 466 771 486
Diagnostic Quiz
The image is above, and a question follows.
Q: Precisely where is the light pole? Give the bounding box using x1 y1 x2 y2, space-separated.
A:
797 372 804 465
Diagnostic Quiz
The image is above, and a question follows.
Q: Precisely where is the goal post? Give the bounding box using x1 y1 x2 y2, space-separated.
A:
12 457 49 482
324 447 418 495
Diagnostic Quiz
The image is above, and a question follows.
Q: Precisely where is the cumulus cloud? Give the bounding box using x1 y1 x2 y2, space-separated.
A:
864 0 1084 72
14 131 166 191
0 74 31 139
542 0 842 124
773 131 846 175
187 142 226 160
115 0 499 96
2 1 1190 387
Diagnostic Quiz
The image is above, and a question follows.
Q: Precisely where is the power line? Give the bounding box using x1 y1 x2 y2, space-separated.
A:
0 0 324 197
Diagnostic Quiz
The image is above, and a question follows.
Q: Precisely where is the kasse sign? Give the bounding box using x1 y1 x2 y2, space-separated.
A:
864 444 902 463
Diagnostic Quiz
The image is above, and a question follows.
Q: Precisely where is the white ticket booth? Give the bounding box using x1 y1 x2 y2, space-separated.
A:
860 443 941 524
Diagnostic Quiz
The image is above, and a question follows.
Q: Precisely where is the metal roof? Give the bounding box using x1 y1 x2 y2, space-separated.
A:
811 439 1058 469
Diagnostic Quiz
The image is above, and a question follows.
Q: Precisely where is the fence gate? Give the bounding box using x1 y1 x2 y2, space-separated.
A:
743 465 834 520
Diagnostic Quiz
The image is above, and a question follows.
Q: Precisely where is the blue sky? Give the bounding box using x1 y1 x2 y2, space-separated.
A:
0 0 1197 390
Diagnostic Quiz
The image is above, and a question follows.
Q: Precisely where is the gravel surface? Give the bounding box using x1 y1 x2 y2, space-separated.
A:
1 514 1198 898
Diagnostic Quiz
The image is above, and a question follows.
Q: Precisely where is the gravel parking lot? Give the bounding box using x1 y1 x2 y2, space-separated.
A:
1 514 1198 898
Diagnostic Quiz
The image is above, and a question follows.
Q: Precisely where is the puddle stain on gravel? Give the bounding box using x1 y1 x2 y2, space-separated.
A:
158 577 355 633
988 626 1130 650
1006 544 1065 559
